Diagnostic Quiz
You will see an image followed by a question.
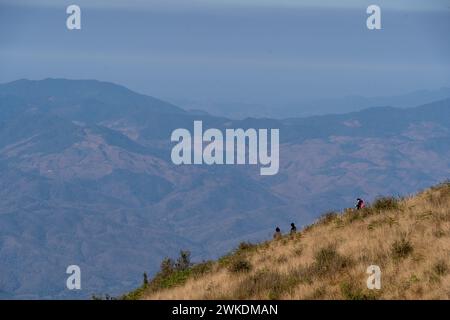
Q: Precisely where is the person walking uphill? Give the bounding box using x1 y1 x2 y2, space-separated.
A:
290 223 297 235
355 198 365 210
273 227 282 240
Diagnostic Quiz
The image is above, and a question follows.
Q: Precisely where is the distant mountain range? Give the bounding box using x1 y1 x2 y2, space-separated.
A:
173 87 450 119
0 79 449 299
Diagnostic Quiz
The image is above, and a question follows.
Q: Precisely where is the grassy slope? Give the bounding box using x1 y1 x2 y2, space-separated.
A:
125 182 450 300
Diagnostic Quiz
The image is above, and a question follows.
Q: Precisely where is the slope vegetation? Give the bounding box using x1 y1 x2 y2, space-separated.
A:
125 182 450 300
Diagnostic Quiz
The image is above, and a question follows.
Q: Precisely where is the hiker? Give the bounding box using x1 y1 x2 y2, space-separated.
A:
355 198 365 210
290 223 297 235
273 227 282 240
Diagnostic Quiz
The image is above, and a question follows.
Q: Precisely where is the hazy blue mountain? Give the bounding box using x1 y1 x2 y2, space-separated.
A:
174 87 450 119
0 79 449 299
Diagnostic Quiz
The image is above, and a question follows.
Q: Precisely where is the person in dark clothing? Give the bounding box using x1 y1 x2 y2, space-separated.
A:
290 223 297 235
273 227 282 240
355 198 365 210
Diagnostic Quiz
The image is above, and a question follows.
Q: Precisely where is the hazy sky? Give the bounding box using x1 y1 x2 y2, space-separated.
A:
1 0 450 104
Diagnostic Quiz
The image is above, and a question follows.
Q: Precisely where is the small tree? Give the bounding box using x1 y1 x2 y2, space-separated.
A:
143 272 149 286
160 257 175 276
175 250 191 271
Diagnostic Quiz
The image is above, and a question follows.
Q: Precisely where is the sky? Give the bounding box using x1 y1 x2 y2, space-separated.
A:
1 0 450 106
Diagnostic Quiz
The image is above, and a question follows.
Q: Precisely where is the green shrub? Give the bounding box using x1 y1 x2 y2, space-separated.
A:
121 285 147 300
372 196 399 211
155 269 192 289
122 250 210 299
312 245 352 276
391 237 413 260
218 242 258 270
228 257 252 273
432 260 448 276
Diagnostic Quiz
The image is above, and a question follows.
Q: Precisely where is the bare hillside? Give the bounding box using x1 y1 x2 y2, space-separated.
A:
124 182 450 300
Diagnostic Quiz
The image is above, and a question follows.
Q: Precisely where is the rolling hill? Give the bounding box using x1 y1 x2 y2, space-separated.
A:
129 182 450 300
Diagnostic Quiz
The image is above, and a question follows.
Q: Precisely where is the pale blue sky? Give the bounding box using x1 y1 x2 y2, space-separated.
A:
3 0 450 11
1 0 449 105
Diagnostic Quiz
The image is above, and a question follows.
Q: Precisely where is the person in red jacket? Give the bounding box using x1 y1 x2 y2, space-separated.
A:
355 198 365 210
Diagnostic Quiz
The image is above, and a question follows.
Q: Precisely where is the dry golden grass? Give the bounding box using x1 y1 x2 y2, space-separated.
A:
140 183 450 300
